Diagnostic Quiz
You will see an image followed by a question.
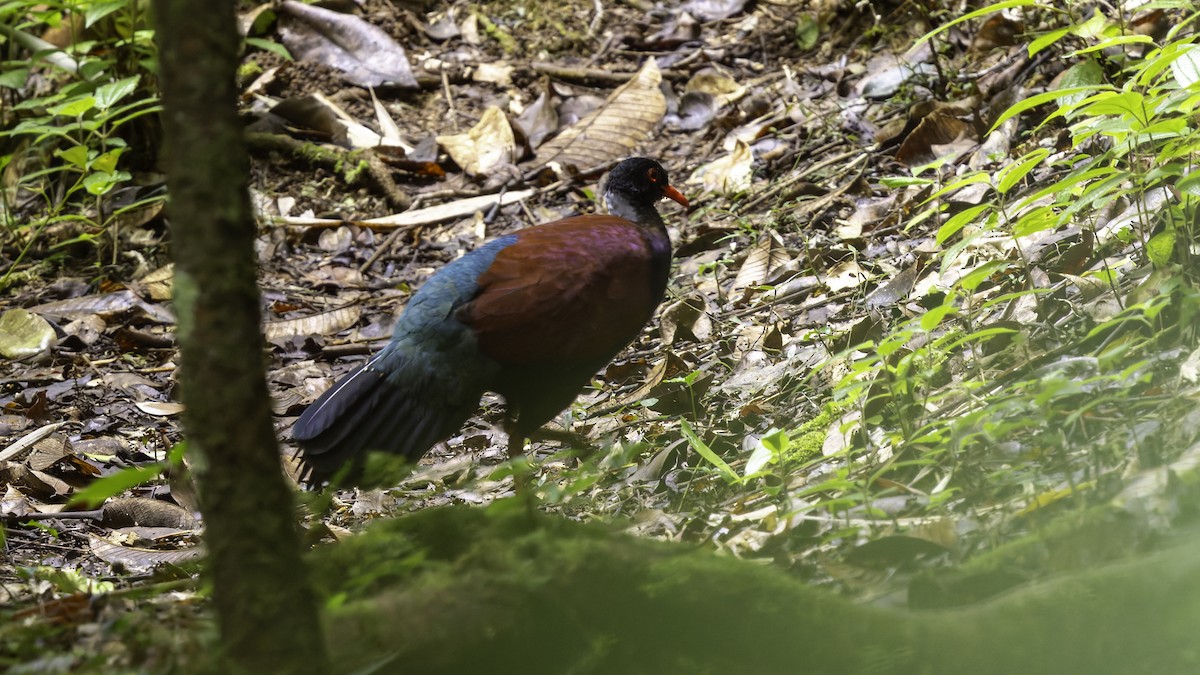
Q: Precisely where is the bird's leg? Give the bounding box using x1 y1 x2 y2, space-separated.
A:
503 418 537 518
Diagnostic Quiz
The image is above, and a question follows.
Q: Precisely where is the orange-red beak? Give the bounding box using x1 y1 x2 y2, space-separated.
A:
662 184 690 209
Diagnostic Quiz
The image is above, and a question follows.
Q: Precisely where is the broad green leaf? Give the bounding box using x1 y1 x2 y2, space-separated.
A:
245 37 292 61
1146 228 1176 267
95 75 140 110
92 147 125 173
84 1 127 28
1070 34 1154 57
48 95 96 117
55 144 89 169
958 260 1012 292
1028 26 1071 56
0 67 28 89
1078 90 1147 118
83 170 130 195
1011 205 1057 238
745 442 774 477
1056 59 1105 108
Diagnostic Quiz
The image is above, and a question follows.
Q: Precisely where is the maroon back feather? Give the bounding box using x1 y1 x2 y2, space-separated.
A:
460 215 667 365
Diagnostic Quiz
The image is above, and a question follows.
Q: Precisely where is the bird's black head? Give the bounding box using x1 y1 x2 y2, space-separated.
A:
605 157 690 211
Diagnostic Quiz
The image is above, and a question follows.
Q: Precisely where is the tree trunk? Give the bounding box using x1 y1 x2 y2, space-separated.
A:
152 2 329 673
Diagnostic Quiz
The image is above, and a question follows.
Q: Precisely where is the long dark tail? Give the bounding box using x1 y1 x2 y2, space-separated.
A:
292 358 470 485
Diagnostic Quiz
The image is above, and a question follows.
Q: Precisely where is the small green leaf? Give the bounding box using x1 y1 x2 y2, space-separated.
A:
936 204 991 245
84 1 127 27
83 170 130 195
920 303 957 332
996 148 1049 195
1146 229 1176 267
0 67 29 89
69 464 164 509
55 145 89 169
91 147 125 173
244 37 292 61
680 420 738 483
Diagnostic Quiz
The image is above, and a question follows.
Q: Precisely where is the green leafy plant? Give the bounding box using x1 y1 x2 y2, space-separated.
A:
1 0 163 284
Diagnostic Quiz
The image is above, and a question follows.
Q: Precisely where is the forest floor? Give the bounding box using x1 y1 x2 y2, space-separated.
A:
3 0 1199 670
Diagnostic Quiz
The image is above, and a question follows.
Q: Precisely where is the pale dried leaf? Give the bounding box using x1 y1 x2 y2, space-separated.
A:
0 308 56 359
473 63 514 85
731 232 791 293
534 58 666 171
1 485 29 518
0 422 68 462
689 139 753 195
278 0 417 88
858 43 936 99
436 106 518 177
279 189 538 228
514 83 560 149
135 401 186 417
896 111 974 166
681 0 748 22
825 259 868 292
88 533 204 571
61 315 106 347
264 305 362 341
29 290 173 323
685 68 746 107
369 87 413 151
866 266 919 308
28 434 72 472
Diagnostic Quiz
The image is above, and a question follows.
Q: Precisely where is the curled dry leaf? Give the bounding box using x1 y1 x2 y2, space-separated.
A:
30 290 174 324
689 139 754 196
685 68 745 108
134 401 186 417
681 0 749 22
1 485 30 518
534 58 666 171
514 80 560 149
88 533 203 571
264 305 363 341
731 231 791 294
858 42 937 100
436 106 518 177
824 259 868 292
102 497 198 529
0 308 57 359
278 0 417 88
138 263 174 301
896 110 975 167
660 294 713 345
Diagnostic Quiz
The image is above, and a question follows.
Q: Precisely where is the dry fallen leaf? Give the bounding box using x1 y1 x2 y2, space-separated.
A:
278 0 417 88
731 231 791 293
436 106 518 177
135 401 186 417
264 305 363 341
534 58 667 171
689 139 754 195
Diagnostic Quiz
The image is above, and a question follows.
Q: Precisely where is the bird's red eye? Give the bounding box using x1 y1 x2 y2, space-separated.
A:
647 168 662 183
